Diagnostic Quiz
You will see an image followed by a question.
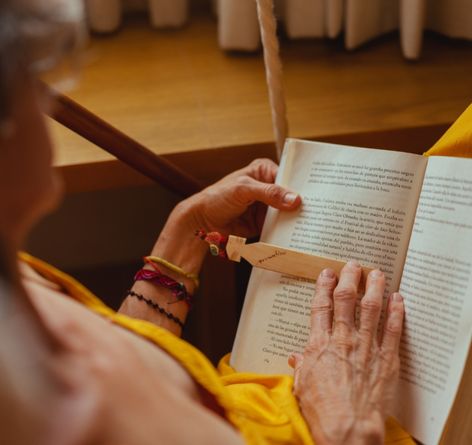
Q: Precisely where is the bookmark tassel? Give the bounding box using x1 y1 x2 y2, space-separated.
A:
195 229 228 259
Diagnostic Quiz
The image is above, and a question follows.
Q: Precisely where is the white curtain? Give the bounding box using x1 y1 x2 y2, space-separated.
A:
85 0 472 59
217 0 472 59
85 0 188 32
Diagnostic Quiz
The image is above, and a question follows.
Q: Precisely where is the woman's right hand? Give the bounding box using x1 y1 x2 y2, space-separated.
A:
289 262 404 445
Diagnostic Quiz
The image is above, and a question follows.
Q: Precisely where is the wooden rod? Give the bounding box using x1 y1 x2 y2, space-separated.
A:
48 87 202 197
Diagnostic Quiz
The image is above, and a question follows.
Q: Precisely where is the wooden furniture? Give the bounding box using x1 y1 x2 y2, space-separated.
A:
52 90 201 196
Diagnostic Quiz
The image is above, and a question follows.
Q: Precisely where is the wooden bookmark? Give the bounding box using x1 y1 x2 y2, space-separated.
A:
226 235 373 282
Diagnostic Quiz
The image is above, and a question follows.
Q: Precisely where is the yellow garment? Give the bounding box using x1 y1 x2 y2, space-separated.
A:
19 252 413 445
425 103 472 157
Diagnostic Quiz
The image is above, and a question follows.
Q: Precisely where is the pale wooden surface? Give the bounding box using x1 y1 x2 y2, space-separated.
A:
50 10 472 187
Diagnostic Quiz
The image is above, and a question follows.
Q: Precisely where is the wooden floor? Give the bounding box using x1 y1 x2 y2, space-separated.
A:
50 9 472 189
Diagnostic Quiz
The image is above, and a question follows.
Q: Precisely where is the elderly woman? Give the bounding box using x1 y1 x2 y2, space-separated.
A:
0 1 410 444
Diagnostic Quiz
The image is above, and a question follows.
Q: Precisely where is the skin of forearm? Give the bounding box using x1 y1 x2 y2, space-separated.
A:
119 201 208 336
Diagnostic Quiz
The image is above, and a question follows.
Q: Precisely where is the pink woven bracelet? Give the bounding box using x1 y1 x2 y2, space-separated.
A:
134 267 193 308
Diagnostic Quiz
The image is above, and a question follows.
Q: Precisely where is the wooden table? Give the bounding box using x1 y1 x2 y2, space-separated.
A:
50 11 472 193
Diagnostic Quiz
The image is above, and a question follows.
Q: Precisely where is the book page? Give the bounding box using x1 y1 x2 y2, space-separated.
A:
231 139 427 374
397 156 472 445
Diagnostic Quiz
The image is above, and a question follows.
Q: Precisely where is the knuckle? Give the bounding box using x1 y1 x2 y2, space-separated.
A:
264 183 284 202
385 319 402 336
249 158 274 178
359 315 378 337
360 297 382 313
390 301 405 315
333 284 357 301
311 300 333 315
234 175 251 187
334 331 354 350
303 343 319 357
309 330 331 347
316 275 337 290
250 158 273 170
357 331 374 352
386 311 404 333
358 324 375 337
249 158 265 169
233 175 252 197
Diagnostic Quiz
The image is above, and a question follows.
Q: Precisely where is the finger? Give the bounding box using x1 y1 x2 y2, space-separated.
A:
288 352 304 390
288 352 304 370
246 158 279 183
374 293 404 400
358 269 385 357
381 293 404 355
235 176 301 210
333 261 361 336
310 268 336 340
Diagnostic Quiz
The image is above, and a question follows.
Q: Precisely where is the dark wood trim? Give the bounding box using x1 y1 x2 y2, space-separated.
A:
49 87 202 197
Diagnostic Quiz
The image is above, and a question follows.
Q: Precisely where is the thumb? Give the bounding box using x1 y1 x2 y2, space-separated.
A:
288 352 304 370
239 177 301 210
288 352 304 389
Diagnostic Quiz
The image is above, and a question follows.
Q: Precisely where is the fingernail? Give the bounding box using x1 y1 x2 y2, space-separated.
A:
288 354 295 367
392 293 403 302
347 260 360 268
321 268 335 278
370 269 383 279
283 192 298 205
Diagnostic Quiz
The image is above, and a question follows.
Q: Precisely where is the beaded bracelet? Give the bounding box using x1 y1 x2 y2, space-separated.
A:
126 290 184 329
144 256 199 288
136 265 193 307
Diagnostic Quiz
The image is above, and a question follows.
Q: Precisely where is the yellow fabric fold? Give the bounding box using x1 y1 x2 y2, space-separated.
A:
19 252 413 444
425 103 472 157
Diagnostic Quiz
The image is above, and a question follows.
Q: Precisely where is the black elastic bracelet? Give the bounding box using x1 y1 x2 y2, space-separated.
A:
126 290 184 329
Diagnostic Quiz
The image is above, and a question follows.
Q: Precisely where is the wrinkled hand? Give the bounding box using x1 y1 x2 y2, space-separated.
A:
289 262 404 445
183 158 301 237
146 159 301 293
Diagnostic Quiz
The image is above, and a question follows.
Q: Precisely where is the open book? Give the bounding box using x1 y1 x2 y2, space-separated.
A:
231 139 472 445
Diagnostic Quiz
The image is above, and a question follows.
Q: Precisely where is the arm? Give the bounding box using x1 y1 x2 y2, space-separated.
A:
119 159 301 336
289 263 405 445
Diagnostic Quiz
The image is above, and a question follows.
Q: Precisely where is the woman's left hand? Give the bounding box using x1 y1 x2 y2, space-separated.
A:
288 263 404 445
180 158 301 238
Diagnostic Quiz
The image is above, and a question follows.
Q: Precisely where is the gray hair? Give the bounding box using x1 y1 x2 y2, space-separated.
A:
0 0 86 121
